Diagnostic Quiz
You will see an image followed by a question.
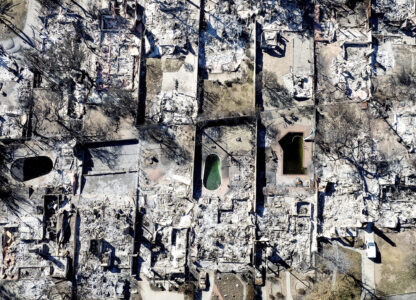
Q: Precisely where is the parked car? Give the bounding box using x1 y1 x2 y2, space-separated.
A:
366 240 377 258
199 271 207 290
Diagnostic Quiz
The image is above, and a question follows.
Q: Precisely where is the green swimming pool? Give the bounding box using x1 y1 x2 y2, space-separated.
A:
203 154 222 190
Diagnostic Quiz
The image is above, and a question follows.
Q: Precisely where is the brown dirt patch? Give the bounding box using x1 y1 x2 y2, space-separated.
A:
307 244 361 300
201 61 254 119
146 58 162 98
163 58 185 72
375 230 416 296
215 273 245 300
0 0 28 40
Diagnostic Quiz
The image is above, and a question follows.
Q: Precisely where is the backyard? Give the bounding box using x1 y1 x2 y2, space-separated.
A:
375 230 416 297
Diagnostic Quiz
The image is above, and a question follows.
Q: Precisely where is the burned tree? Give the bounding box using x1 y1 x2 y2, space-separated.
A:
21 36 89 88
315 103 387 185
21 36 106 143
0 0 15 20
37 0 61 10
139 125 191 165
29 88 115 144
0 143 26 213
262 70 293 108
316 104 368 162
372 67 416 106
309 245 362 300
101 87 137 128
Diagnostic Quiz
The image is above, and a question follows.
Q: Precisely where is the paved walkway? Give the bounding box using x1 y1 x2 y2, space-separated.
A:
386 293 416 300
201 271 214 300
334 229 376 300
285 271 293 300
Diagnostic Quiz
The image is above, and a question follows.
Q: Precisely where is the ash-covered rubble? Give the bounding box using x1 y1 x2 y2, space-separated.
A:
76 196 136 299
315 0 370 42
0 139 79 299
198 0 256 119
261 30 314 106
314 95 416 240
316 0 372 103
29 0 141 139
373 101 416 229
260 0 310 32
36 8 94 115
142 0 199 125
190 124 256 273
373 0 416 32
258 0 314 107
202 0 255 77
257 108 315 272
203 12 245 74
3 0 416 298
72 140 140 299
141 0 200 57
1 188 75 281
257 192 314 272
317 148 416 237
96 14 140 92
315 103 374 238
144 60 199 124
0 49 32 140
137 125 194 282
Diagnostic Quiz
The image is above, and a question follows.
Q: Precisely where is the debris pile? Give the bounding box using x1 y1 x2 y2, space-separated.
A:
1 0 416 298
144 0 200 57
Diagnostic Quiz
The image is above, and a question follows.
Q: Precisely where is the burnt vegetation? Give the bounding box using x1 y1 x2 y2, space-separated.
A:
316 104 366 162
0 143 26 213
0 0 16 19
21 36 91 89
139 125 191 164
261 70 293 108
101 87 137 128
37 0 61 10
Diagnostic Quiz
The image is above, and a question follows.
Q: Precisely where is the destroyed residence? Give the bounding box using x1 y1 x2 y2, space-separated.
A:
1 0 416 299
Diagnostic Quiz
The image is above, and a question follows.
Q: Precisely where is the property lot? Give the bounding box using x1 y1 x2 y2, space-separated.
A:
375 230 416 297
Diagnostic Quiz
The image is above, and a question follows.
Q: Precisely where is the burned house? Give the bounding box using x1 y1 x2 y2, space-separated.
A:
1 0 416 299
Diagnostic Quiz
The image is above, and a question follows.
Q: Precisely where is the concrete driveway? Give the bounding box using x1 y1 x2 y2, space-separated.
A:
361 229 376 299
335 228 376 299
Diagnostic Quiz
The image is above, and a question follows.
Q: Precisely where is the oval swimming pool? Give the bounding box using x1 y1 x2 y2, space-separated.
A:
203 154 221 191
10 156 53 181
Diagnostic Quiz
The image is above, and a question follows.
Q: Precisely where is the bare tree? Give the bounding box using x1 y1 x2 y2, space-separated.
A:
139 125 191 164
22 37 106 143
37 0 61 10
307 245 362 300
314 103 392 193
21 36 91 88
30 91 116 144
101 87 137 128
0 143 26 214
0 0 37 48
0 0 15 20
262 70 293 108
316 104 368 163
